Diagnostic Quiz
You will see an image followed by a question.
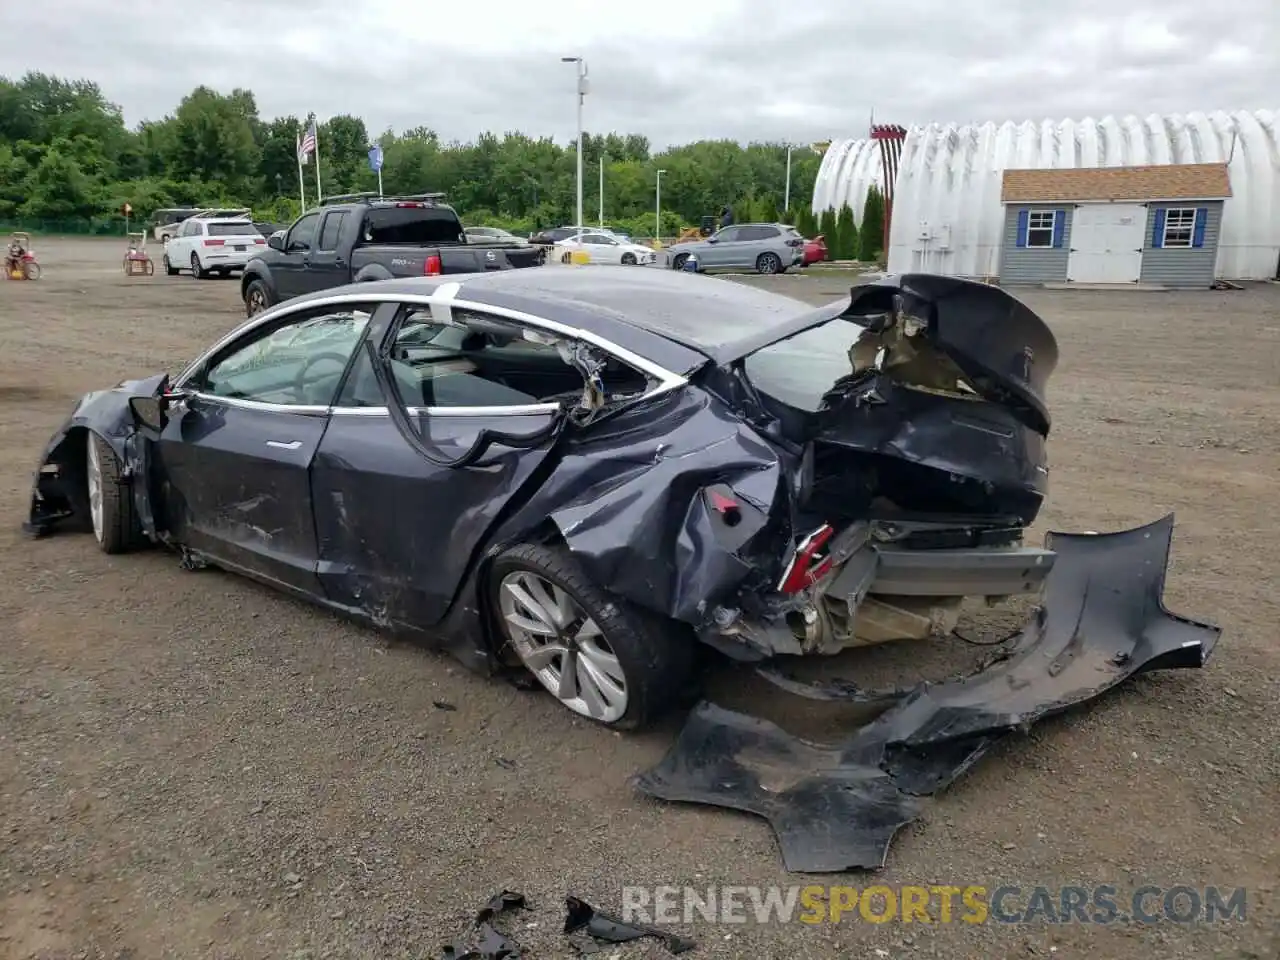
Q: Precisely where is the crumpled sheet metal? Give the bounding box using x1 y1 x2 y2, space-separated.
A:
488 388 789 628
634 514 1221 872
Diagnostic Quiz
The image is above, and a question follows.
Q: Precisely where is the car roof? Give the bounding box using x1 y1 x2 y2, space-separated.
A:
277 268 845 369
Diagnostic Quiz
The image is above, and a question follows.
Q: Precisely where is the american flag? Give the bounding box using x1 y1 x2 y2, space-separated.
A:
298 121 317 162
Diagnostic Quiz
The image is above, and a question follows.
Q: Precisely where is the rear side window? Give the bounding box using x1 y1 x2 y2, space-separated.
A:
744 318 866 412
359 207 465 245
206 222 256 237
741 226 778 240
318 211 346 251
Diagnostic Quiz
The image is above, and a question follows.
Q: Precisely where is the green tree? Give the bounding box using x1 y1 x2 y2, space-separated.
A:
835 205 858 260
859 185 886 262
818 208 838 258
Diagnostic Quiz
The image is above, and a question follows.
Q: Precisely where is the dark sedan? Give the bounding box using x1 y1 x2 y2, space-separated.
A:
24 269 1209 731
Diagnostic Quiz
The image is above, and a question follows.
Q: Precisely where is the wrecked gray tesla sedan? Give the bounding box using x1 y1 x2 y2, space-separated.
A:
24 269 1215 736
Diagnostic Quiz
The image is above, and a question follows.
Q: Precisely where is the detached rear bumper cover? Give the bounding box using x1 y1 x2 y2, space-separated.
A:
633 514 1220 872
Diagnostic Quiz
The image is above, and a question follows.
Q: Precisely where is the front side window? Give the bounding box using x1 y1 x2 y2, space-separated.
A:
336 307 650 410
715 226 743 242
1026 211 1056 248
286 213 320 253
1162 208 1196 248
199 306 373 406
580 233 617 246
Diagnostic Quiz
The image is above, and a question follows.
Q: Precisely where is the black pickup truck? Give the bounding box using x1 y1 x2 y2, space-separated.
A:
239 193 544 316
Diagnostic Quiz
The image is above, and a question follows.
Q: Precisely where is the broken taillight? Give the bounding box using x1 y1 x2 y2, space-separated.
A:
777 523 835 594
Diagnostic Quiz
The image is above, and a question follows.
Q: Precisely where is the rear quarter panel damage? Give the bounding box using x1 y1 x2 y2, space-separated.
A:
473 387 795 635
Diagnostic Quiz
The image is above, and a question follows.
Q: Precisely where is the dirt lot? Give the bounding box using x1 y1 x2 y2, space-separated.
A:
1 237 1277 959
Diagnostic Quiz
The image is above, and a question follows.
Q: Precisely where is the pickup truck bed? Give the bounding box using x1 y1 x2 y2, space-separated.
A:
240 197 544 316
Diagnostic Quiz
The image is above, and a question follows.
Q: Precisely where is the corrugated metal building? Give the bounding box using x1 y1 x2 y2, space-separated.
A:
997 163 1232 288
811 110 1280 284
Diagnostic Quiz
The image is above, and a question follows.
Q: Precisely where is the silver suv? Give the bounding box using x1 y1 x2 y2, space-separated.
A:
665 223 805 275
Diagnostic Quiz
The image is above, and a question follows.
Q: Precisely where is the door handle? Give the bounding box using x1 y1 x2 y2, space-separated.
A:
266 440 302 450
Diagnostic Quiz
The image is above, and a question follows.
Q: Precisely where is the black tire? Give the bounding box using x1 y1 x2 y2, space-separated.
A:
489 542 696 732
190 252 204 280
86 431 141 554
243 278 273 317
163 254 178 276
620 252 637 265
756 252 782 275
671 253 689 271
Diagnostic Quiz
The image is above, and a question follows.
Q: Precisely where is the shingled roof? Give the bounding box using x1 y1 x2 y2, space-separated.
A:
1001 163 1232 203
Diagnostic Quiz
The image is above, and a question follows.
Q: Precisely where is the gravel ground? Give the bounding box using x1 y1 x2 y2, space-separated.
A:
1 238 1277 959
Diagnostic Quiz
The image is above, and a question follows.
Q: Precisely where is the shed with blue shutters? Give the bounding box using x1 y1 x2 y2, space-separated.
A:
997 163 1232 288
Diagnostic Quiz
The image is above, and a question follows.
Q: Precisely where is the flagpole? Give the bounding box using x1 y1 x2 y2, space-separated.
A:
313 121 323 204
377 166 384 198
296 131 307 211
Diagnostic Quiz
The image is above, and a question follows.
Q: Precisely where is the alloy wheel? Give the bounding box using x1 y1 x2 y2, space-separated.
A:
498 570 629 723
86 432 104 544
247 287 267 315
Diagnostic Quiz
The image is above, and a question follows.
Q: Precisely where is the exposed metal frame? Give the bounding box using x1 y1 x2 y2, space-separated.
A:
172 282 688 420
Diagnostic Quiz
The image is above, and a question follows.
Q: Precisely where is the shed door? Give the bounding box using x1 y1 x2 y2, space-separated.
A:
1067 203 1146 283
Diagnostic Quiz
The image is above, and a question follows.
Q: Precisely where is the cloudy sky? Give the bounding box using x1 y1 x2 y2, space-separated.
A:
6 0 1277 147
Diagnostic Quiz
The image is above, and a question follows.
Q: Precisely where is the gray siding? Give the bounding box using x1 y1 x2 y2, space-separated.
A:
997 204 1072 285
1139 200 1223 289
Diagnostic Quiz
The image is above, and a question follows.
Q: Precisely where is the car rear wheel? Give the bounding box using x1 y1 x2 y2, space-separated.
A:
755 252 782 275
189 252 204 280
85 431 140 554
490 543 694 731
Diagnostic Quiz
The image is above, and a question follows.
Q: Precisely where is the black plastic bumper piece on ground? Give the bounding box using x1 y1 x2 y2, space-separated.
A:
633 514 1221 872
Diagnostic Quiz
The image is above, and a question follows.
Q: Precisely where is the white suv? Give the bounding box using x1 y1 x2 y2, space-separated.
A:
163 218 265 279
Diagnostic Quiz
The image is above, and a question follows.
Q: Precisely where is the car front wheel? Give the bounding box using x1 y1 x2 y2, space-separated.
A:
490 543 694 731
85 431 141 554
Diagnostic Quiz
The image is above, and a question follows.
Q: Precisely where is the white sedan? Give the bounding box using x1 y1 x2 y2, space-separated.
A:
556 231 657 266
163 217 266 279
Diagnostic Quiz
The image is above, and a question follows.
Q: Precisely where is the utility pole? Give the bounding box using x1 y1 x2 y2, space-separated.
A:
655 169 667 242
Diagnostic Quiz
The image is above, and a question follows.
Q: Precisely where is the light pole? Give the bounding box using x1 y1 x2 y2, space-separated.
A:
561 56 588 230
599 154 605 227
655 169 666 243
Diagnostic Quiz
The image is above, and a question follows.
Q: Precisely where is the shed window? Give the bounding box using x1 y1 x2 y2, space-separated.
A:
1161 208 1197 248
1026 211 1057 248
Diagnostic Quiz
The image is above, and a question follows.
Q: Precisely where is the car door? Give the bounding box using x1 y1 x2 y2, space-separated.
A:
703 225 744 267
310 302 577 629
306 209 349 287
158 299 381 596
579 232 622 264
272 212 321 300
733 225 774 268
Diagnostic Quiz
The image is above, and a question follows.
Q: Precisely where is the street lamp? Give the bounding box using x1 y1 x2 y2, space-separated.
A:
783 145 793 214
561 56 588 231
655 169 666 242
599 154 605 227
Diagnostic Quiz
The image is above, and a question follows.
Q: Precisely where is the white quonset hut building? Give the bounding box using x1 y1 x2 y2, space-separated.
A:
811 110 1280 285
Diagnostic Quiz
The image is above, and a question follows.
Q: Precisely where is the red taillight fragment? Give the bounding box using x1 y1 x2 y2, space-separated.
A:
204 239 225 247
424 254 442 275
777 523 835 594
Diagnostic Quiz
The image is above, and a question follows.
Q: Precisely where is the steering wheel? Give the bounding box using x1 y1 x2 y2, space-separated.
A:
293 352 353 404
